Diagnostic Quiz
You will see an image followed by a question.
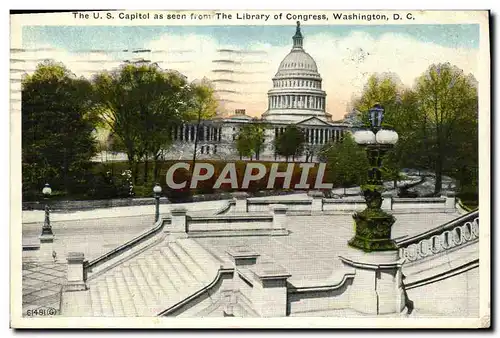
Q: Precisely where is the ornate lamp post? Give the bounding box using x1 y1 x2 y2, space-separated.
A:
153 183 162 223
40 183 54 237
349 104 399 252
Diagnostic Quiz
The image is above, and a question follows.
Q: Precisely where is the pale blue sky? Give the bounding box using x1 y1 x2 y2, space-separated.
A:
23 24 479 50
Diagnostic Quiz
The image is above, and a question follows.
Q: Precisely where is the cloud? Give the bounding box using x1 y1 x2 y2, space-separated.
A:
15 30 478 120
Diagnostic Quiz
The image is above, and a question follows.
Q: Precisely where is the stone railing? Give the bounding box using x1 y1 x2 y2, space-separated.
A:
397 210 479 263
216 191 457 215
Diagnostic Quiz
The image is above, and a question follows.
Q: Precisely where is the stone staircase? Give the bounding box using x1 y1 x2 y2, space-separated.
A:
86 238 221 317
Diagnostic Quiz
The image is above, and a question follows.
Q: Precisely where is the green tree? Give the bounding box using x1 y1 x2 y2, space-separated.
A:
413 63 478 194
235 122 267 160
91 63 194 183
22 61 97 197
319 134 369 194
186 78 219 175
353 73 403 122
274 125 305 161
235 126 254 160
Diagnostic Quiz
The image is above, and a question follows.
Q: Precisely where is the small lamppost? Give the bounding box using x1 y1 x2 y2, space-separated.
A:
350 104 399 251
153 183 162 223
41 183 54 237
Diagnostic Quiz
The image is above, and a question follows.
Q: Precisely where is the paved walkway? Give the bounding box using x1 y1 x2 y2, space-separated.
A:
196 212 461 284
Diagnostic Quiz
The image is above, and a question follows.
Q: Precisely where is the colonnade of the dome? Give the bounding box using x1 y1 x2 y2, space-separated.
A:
268 95 325 110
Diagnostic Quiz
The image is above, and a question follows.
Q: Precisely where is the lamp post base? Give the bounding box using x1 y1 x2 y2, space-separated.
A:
349 207 397 252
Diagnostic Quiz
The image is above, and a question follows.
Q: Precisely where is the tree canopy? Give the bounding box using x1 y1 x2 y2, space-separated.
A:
319 133 369 194
91 64 218 182
22 61 97 196
235 122 267 160
274 125 305 161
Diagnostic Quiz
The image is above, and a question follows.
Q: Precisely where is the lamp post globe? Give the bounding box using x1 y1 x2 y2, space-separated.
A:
353 130 376 145
375 129 399 145
42 183 52 197
153 183 162 223
153 183 162 196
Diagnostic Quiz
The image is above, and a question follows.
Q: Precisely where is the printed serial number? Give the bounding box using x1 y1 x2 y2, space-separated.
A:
26 307 57 316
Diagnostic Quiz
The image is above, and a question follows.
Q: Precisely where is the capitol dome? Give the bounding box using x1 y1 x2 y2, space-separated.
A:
277 50 318 73
262 22 331 123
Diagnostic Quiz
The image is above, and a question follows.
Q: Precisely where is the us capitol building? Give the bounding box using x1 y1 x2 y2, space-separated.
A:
165 22 352 162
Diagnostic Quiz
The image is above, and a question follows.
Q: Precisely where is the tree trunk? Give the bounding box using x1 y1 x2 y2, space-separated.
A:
434 160 443 195
134 161 139 185
153 159 157 182
144 158 149 183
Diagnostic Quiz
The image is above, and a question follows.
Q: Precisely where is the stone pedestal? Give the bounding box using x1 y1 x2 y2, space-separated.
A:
227 245 260 267
339 249 405 315
271 204 288 230
64 252 87 291
232 192 249 213
169 207 188 238
39 234 55 262
249 262 291 317
308 190 324 214
381 192 393 211
442 191 456 212
225 246 260 316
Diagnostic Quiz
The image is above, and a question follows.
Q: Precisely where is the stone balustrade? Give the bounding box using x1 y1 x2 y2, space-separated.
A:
217 192 456 215
398 211 479 263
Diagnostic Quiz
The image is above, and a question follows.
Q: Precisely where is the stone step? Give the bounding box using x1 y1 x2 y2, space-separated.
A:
159 247 196 287
113 271 138 316
89 284 103 316
153 250 185 290
121 265 149 316
129 262 162 315
135 258 169 303
105 276 125 316
144 255 179 297
179 239 223 273
96 280 114 316
169 241 208 283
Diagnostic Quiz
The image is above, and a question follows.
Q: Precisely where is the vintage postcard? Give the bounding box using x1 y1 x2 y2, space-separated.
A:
10 10 490 328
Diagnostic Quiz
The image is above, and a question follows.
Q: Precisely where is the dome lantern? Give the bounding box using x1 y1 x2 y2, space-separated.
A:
292 21 303 49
